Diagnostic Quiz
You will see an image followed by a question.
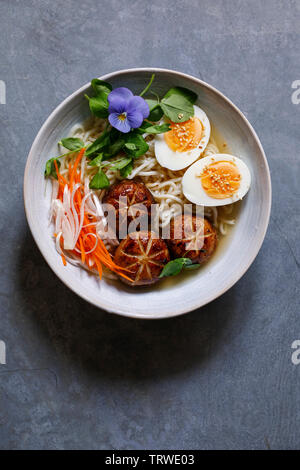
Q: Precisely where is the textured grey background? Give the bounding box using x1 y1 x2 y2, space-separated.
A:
0 0 299 450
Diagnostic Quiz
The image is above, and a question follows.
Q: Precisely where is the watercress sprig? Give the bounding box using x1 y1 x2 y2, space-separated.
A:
44 138 85 178
85 79 112 118
45 77 198 184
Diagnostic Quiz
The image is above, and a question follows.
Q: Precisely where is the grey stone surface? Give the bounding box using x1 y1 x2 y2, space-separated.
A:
0 0 299 450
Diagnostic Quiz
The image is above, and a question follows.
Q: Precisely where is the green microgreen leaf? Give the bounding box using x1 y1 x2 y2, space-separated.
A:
44 158 61 179
124 142 137 151
124 133 149 157
103 137 126 159
85 78 112 119
85 130 111 157
89 169 110 189
109 157 133 171
137 122 171 134
146 99 163 122
163 87 197 105
85 94 109 118
160 87 197 123
44 146 83 179
88 153 103 167
184 263 201 270
120 159 134 178
59 137 84 151
159 258 197 278
91 79 112 95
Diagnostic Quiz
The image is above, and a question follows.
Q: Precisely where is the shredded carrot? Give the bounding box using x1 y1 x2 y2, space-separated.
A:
79 236 85 264
94 258 103 280
54 160 65 185
70 148 85 191
54 147 132 282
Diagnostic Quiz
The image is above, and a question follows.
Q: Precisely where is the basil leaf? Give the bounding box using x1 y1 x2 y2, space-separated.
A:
88 153 103 167
109 157 133 171
59 137 84 151
138 122 171 134
85 131 111 157
161 87 197 123
120 159 133 178
146 99 163 121
44 158 61 179
86 94 109 118
124 133 149 157
91 78 112 95
159 257 194 278
89 169 110 189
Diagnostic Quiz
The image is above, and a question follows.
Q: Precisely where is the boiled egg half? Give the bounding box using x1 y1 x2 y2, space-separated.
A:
182 154 251 206
154 105 211 171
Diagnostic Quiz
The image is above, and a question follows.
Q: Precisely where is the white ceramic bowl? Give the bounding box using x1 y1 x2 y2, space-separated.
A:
24 68 271 319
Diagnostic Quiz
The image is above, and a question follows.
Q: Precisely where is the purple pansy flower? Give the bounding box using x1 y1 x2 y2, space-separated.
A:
107 87 149 133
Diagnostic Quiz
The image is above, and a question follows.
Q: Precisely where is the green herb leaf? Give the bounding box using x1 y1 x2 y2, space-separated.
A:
44 158 61 179
88 153 103 167
109 157 133 171
137 122 171 134
161 87 197 123
124 142 137 151
85 131 111 157
184 263 201 270
146 99 163 121
91 78 112 95
159 257 195 278
85 79 112 119
85 94 109 118
163 87 197 105
89 169 110 189
59 137 84 151
124 133 149 157
103 137 126 158
120 159 133 178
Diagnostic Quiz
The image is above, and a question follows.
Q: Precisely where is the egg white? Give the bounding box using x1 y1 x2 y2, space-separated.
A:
182 154 251 207
154 105 211 171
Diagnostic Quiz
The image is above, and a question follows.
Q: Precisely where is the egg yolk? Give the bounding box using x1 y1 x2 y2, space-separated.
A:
164 117 203 152
200 161 241 199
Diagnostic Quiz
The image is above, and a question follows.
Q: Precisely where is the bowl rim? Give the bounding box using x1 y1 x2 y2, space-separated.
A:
24 67 272 319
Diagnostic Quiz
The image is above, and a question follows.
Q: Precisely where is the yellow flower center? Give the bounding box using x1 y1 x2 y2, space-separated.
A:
118 113 127 121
